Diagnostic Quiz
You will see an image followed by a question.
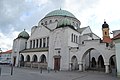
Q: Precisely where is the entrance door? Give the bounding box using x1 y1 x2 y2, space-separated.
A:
54 58 60 70
13 57 16 66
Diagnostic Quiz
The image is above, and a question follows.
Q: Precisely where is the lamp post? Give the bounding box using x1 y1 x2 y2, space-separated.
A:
0 48 2 53
0 48 2 76
68 46 72 71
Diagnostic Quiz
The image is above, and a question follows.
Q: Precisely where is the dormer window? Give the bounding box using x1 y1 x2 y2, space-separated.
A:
49 20 52 23
45 21 47 25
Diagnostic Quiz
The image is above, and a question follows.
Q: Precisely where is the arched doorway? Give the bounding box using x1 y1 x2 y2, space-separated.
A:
109 55 115 68
109 55 116 73
81 48 104 71
26 55 30 62
98 55 105 71
40 54 46 63
91 57 96 68
71 56 78 70
32 55 38 62
20 54 24 67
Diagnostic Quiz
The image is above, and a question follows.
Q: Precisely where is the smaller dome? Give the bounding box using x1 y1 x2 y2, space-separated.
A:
57 18 74 29
18 29 29 39
102 21 109 28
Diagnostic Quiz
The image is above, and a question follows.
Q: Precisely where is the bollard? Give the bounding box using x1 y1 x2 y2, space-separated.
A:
55 69 56 73
48 67 50 73
11 65 13 75
0 67 1 76
40 67 42 74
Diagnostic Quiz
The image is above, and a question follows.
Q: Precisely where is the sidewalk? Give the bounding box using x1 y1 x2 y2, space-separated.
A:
0 66 119 80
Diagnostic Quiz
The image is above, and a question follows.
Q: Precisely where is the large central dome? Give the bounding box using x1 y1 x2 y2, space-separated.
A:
45 9 76 18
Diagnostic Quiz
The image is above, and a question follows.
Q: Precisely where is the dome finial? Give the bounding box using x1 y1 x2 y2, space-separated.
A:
60 7 61 10
102 19 109 28
104 19 106 23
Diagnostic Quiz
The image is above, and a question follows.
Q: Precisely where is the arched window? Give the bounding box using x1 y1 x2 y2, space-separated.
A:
33 40 35 48
36 39 38 48
76 36 78 43
74 35 75 42
71 34 73 42
73 22 75 25
105 32 107 35
43 38 46 47
45 21 47 25
39 39 42 48
41 23 43 25
71 56 78 70
49 20 52 23
79 36 81 44
55 19 58 22
25 42 27 49
30 40 32 49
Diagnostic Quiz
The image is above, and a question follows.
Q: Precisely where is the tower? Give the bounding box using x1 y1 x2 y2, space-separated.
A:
102 21 112 43
12 29 29 66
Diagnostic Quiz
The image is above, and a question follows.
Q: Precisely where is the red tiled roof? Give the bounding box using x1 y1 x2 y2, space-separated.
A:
113 33 120 40
2 50 12 54
103 37 112 43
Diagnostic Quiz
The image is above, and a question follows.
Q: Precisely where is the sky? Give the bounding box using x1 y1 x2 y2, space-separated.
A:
0 0 120 51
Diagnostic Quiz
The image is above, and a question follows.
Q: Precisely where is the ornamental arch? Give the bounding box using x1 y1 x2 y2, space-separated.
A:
77 47 108 71
20 54 24 67
26 55 30 62
39 54 47 63
32 54 38 62
71 55 78 70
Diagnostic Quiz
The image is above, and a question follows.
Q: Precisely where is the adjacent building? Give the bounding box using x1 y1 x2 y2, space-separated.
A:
0 50 12 64
113 30 120 77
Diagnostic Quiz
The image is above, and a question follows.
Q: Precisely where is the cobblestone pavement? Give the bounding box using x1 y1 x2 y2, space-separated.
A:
0 65 119 80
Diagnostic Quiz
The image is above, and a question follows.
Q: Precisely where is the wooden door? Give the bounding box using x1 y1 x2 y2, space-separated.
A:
54 58 60 70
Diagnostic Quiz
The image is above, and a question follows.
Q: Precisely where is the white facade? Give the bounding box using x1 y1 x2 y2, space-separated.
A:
12 9 116 73
115 41 120 77
113 31 120 77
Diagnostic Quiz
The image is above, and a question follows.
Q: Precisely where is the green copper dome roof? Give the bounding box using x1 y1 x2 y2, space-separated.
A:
45 9 76 18
57 18 75 29
18 29 29 39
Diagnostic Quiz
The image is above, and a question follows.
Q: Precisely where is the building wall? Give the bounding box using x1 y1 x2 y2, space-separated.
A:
115 39 120 77
12 38 27 66
48 27 80 70
0 53 11 64
48 27 69 70
113 30 120 37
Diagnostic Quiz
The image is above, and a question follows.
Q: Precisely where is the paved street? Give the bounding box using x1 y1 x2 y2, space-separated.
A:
0 65 119 80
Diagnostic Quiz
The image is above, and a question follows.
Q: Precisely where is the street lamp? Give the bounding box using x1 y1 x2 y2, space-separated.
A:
0 48 2 53
0 48 2 76
68 46 72 71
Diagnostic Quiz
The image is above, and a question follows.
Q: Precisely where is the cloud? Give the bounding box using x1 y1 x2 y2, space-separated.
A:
0 0 65 51
0 30 19 51
63 0 120 37
0 0 120 51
